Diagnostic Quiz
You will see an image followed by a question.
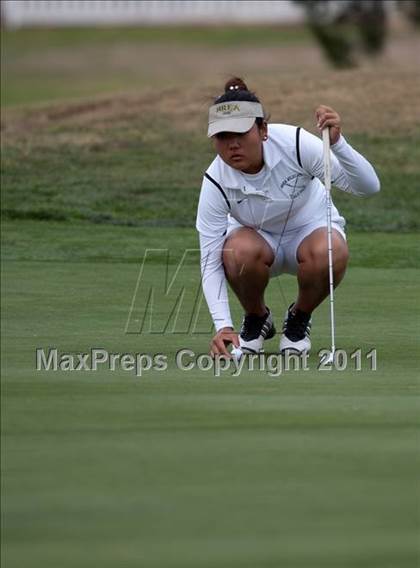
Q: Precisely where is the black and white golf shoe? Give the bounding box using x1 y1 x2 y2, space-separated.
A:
279 303 312 354
239 308 276 354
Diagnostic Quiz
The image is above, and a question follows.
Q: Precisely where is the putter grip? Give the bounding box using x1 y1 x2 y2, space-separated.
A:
322 128 332 191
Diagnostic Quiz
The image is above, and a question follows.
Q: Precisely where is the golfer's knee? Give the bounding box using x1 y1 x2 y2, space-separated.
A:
222 229 273 275
301 239 349 276
222 242 265 275
332 240 349 276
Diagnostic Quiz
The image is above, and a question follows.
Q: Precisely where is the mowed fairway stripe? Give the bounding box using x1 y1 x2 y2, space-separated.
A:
1 259 419 568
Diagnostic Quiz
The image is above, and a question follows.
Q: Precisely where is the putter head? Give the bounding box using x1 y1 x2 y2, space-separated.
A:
323 350 334 365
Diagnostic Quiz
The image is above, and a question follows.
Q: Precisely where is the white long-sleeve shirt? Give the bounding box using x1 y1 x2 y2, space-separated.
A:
196 124 380 331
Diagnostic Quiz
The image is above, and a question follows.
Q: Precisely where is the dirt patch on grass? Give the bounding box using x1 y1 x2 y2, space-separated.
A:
3 32 420 146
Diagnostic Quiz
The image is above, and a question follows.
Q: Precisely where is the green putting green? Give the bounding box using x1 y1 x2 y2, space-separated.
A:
2 225 419 568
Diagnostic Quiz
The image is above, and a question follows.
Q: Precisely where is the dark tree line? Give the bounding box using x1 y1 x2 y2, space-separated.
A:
294 0 420 68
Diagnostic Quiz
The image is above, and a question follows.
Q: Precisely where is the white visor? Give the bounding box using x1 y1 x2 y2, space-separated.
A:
207 101 264 138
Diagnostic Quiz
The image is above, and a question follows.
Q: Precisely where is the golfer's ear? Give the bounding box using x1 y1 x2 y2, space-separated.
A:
260 121 268 139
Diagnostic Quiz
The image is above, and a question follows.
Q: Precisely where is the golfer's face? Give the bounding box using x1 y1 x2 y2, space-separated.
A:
213 123 265 173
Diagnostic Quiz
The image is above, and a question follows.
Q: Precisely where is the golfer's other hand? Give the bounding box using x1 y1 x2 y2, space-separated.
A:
210 327 240 359
315 105 342 145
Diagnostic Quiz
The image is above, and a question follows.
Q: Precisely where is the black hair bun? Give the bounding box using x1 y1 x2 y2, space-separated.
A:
224 77 248 93
214 76 262 108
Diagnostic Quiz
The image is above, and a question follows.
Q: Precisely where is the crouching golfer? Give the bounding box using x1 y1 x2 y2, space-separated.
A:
196 77 380 357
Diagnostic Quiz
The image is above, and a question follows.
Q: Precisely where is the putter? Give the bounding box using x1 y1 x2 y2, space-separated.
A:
322 127 335 366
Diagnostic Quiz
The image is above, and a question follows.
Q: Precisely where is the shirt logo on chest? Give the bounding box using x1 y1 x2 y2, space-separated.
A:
280 173 307 198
